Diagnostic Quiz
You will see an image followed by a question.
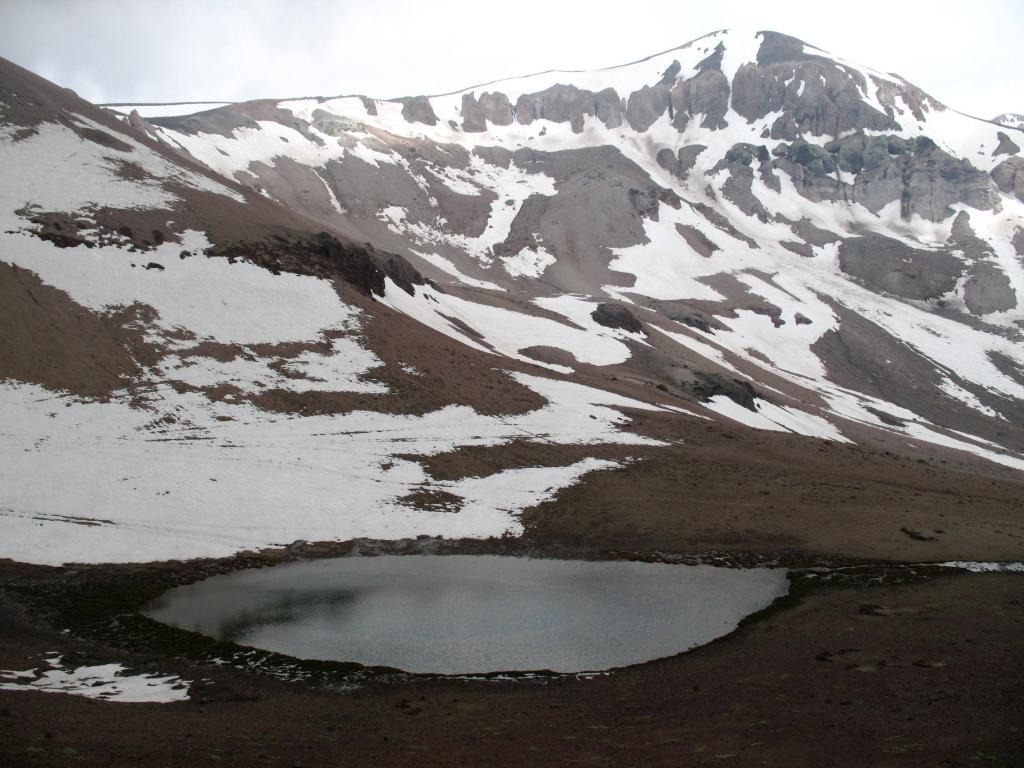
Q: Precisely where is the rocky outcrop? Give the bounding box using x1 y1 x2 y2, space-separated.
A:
948 210 993 261
629 185 681 220
993 131 1020 157
838 234 962 301
515 85 622 133
964 264 1017 315
460 93 487 132
780 240 814 258
205 232 425 298
479 92 514 125
676 224 718 257
786 217 841 246
591 303 643 333
732 31 903 138
668 67 729 131
657 145 706 180
593 88 624 129
460 91 516 131
992 156 1024 202
713 144 774 221
398 96 438 126
680 371 759 411
691 202 760 249
948 212 1018 315
774 134 999 221
359 97 378 116
626 84 670 132
495 146 679 277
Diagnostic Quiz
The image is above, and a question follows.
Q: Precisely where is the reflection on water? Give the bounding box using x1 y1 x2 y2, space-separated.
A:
146 555 788 674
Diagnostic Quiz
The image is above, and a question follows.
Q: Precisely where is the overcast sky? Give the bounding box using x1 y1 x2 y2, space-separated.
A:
1 0 1020 118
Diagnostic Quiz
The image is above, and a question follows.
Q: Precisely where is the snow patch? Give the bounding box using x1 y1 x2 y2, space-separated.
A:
501 246 556 278
0 655 189 703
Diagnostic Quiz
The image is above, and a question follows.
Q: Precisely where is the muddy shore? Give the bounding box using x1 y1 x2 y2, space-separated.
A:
1 540 1022 767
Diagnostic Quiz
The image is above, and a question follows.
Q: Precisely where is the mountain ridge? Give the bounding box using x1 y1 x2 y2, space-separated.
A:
1 29 1024 567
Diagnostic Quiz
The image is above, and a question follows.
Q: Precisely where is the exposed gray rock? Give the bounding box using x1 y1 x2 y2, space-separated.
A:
814 301 1023 443
676 224 718 257
493 146 678 291
472 145 513 169
657 144 706 179
691 202 760 249
994 131 1020 156
992 156 1024 201
772 139 841 204
721 164 769 221
149 99 314 142
669 68 729 130
963 263 1017 315
731 34 901 138
593 87 623 129
479 92 514 125
714 144 772 222
988 350 1024 387
515 84 621 133
769 113 800 141
591 303 643 333
838 234 963 301
460 93 487 132
311 111 367 137
626 84 669 132
677 145 708 173
943 211 1016 314
127 109 147 132
628 186 682 221
680 370 759 411
755 31 827 66
658 60 682 86
676 312 714 333
947 210 994 262
780 240 814 258
359 97 378 116
308 145 493 248
775 134 999 221
903 138 999 216
1014 227 1024 259
397 96 437 126
371 251 427 296
787 217 841 246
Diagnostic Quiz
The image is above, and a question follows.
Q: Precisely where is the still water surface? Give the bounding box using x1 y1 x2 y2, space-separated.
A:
146 555 788 674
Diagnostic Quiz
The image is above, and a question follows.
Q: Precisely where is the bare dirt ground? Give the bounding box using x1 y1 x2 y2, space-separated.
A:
522 408 1024 563
1 561 1021 768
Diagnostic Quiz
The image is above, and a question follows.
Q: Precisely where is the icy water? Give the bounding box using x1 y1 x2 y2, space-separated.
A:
145 555 789 674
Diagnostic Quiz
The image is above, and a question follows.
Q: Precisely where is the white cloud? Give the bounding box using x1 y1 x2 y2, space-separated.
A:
1 0 1021 117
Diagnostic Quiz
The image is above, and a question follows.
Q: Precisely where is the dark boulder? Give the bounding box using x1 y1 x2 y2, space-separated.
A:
680 371 759 411
398 96 438 126
591 303 643 334
993 131 1020 157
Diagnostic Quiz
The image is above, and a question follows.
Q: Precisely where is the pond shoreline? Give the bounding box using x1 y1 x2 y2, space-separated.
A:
2 542 1021 766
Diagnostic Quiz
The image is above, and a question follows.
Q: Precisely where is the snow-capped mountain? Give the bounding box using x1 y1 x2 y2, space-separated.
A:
2 29 1024 565
126 30 1024 459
